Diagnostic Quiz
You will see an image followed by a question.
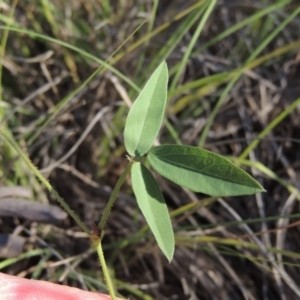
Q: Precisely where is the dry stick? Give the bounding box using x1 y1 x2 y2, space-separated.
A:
22 227 87 290
218 198 300 298
237 219 300 241
182 189 255 300
0 127 90 236
1 67 99 249
0 73 67 126
0 126 119 299
40 103 122 174
275 191 297 300
239 102 282 295
239 95 300 161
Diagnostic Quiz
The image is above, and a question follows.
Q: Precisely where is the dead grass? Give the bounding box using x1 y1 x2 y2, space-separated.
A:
1 0 300 299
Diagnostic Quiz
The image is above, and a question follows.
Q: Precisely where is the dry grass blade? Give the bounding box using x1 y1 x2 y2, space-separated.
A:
1 0 300 299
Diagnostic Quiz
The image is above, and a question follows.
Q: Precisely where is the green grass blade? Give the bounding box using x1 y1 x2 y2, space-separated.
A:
169 0 216 92
0 26 139 92
148 3 207 77
235 158 300 200
193 0 291 54
199 4 300 147
239 96 300 160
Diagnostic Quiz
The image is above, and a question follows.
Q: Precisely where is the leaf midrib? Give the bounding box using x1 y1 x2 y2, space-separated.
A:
135 70 162 154
150 154 257 188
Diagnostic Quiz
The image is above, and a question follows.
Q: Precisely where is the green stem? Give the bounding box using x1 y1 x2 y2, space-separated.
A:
94 161 132 299
98 161 132 231
0 127 90 235
96 239 116 300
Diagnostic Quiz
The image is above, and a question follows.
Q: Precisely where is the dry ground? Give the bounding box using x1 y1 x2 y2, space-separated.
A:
1 1 300 299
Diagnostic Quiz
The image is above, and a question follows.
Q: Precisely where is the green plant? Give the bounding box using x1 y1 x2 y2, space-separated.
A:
0 60 265 300
122 60 264 262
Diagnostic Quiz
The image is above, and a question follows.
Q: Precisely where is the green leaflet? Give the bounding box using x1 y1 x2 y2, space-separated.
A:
148 145 265 196
124 61 168 157
131 162 174 262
